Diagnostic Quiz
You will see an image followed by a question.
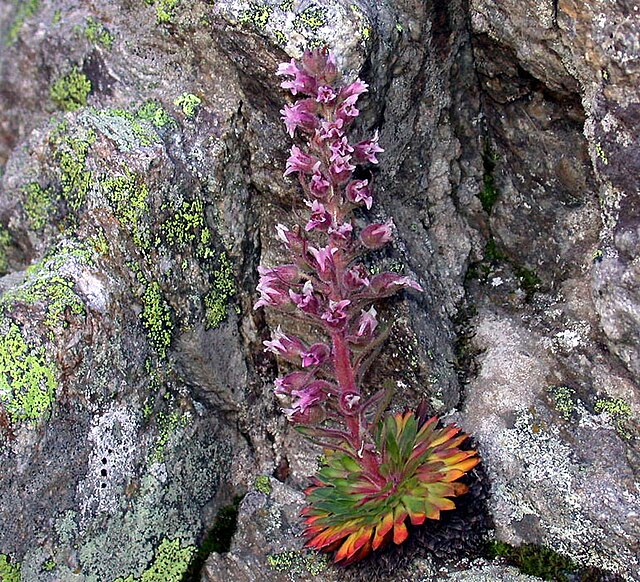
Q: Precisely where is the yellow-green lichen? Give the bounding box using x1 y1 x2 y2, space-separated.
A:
51 122 96 213
161 198 205 249
595 142 609 166
254 475 272 495
293 5 327 32
0 226 10 274
0 323 58 423
50 67 92 112
42 558 56 572
114 538 196 582
145 0 180 24
83 17 114 48
273 29 287 46
173 93 201 118
141 282 173 359
23 182 55 231
238 2 273 30
101 172 151 250
548 385 575 420
280 0 294 11
137 101 175 129
267 550 329 577
594 397 632 437
204 251 236 329
0 554 21 582
148 409 190 464
6 0 40 46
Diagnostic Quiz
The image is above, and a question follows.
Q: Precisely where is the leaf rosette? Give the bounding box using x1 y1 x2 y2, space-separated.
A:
301 410 480 565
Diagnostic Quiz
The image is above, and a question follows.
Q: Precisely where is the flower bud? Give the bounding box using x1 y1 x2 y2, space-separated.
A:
360 221 394 250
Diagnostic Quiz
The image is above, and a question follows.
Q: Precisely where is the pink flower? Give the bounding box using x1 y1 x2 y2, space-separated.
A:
274 371 310 396
369 273 424 297
284 145 319 177
264 327 306 361
356 306 378 337
321 300 351 329
353 130 384 164
284 380 329 419
318 119 345 141
289 281 320 314
301 49 338 83
309 245 337 279
360 221 394 249
277 59 316 96
336 101 359 123
280 99 318 137
339 80 368 105
275 224 305 255
345 179 372 209
305 200 332 232
309 170 331 199
328 137 354 162
254 264 299 309
316 85 337 103
328 222 353 241
330 155 356 180
301 343 331 367
344 264 370 291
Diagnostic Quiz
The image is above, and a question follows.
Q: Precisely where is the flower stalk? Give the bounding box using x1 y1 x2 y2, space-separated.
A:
255 48 479 565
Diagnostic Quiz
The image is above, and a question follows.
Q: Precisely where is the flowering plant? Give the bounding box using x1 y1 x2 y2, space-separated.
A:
255 49 479 565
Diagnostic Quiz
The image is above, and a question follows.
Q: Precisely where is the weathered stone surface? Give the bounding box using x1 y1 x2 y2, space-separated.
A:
0 0 637 581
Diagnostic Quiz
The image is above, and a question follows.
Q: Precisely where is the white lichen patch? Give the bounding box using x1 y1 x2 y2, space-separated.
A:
542 320 591 353
75 271 108 313
78 403 141 519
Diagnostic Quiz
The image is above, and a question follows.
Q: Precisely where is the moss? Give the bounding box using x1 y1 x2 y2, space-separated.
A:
254 475 272 495
141 282 173 359
267 550 329 577
50 67 92 112
594 397 632 437
238 2 273 30
294 5 328 32
204 251 236 329
484 237 507 262
173 93 202 118
6 0 40 46
513 264 541 299
0 226 10 274
83 17 114 48
101 172 151 250
114 538 196 582
0 323 58 423
51 122 96 213
0 554 21 582
548 385 576 420
486 541 575 581
23 182 55 231
148 409 190 464
137 101 175 129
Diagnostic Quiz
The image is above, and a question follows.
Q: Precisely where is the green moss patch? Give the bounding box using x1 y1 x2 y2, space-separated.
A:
136 101 175 129
148 409 190 464
145 0 180 24
486 541 575 581
50 67 92 112
595 397 632 437
115 538 196 582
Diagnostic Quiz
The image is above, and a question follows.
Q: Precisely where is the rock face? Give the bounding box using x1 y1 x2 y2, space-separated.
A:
0 0 637 581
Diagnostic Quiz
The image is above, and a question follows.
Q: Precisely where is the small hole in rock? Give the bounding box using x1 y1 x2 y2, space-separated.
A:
101 469 107 477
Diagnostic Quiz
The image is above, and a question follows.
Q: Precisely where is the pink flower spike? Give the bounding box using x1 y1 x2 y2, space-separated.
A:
344 264 370 291
329 137 354 162
356 306 378 337
284 145 319 177
345 179 372 209
309 245 337 278
360 220 394 249
264 327 306 360
301 343 331 368
316 85 337 103
321 299 351 329
328 222 353 241
336 101 359 123
287 380 329 417
280 100 318 137
353 130 384 164
340 80 369 105
369 273 424 297
309 170 331 199
274 371 310 396
305 200 332 232
318 118 345 141
276 59 299 77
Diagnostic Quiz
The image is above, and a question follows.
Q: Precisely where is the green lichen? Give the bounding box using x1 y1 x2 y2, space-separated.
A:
293 5 327 32
0 226 10 274
146 0 180 24
50 67 92 112
137 101 175 129
595 142 608 166
52 9 62 25
141 282 173 359
6 0 40 46
548 385 575 420
51 122 96 213
279 0 294 10
161 198 205 249
22 182 55 231
0 554 21 582
84 108 160 151
592 248 604 263
83 17 114 48
594 397 632 437
204 251 236 329
486 541 575 581
148 409 190 464
114 538 196 582
514 264 541 299
42 558 56 572
254 475 272 495
173 93 202 118
273 29 287 46
267 550 329 577
101 172 151 250
238 2 273 30
0 323 58 423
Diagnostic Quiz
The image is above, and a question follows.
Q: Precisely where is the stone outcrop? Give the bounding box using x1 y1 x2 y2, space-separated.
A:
0 0 637 581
